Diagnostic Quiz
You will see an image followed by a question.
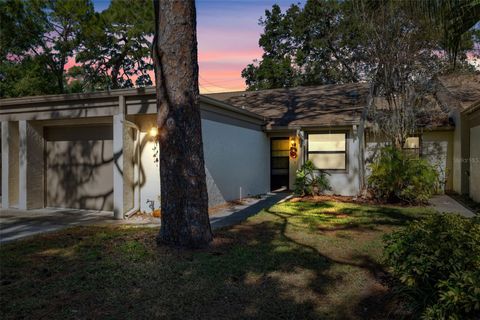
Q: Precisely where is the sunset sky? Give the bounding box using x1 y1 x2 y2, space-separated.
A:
91 0 304 93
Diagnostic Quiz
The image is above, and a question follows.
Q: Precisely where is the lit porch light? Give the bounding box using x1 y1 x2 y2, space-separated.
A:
149 127 159 137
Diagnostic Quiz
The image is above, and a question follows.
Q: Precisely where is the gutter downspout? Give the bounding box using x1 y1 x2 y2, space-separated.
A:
122 119 141 219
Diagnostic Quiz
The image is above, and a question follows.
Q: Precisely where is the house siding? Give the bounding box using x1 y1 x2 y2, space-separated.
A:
135 115 270 213
422 130 454 192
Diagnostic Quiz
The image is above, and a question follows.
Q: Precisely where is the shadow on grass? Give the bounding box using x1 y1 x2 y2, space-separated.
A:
0 200 423 319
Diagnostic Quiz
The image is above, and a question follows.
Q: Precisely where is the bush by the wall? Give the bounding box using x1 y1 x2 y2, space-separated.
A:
368 146 438 204
384 214 480 319
294 160 331 196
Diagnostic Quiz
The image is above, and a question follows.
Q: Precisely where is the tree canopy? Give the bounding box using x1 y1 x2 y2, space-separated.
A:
0 0 154 98
242 0 479 91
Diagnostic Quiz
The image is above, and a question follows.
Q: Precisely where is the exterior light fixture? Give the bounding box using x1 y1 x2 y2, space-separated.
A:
149 127 159 138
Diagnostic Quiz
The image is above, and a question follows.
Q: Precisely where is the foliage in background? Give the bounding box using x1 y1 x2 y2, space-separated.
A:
360 1 451 148
384 214 480 319
368 147 438 204
0 0 95 96
242 0 369 90
0 0 153 97
75 0 154 90
294 160 331 196
242 0 479 91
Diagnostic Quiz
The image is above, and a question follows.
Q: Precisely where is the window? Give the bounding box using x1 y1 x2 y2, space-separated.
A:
403 136 420 155
307 133 347 170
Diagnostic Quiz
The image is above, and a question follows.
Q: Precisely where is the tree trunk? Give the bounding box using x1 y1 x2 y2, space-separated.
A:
152 0 212 248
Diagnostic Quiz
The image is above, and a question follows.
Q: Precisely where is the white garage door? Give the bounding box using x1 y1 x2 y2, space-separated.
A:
45 125 114 211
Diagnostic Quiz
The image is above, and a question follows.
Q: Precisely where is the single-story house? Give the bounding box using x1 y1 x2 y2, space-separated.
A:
1 74 478 218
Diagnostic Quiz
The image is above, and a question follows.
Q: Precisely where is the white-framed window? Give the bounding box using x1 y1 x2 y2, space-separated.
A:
403 136 421 155
307 133 347 170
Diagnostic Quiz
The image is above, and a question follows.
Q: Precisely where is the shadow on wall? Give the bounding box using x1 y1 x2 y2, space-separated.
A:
45 125 114 211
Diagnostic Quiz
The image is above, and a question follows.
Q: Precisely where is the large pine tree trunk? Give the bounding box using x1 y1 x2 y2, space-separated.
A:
152 0 212 248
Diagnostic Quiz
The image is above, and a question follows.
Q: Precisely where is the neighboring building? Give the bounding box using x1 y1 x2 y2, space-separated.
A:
0 89 268 218
435 74 480 202
1 74 478 218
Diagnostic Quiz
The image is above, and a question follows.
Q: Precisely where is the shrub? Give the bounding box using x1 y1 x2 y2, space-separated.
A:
384 214 480 319
368 146 438 204
294 160 331 196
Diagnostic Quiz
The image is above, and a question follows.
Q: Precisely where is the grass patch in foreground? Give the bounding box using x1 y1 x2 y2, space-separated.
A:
0 201 433 319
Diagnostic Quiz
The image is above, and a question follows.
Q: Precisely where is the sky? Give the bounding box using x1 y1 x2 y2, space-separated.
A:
91 0 304 93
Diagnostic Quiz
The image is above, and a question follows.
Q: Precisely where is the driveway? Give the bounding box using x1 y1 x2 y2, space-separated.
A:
0 193 290 244
0 208 115 243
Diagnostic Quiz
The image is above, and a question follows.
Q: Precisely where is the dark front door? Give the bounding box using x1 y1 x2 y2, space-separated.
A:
271 138 289 191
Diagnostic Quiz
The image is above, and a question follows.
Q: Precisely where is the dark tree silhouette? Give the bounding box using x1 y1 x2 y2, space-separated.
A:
152 0 212 248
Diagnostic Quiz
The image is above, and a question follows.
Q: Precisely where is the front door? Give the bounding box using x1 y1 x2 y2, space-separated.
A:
271 138 289 191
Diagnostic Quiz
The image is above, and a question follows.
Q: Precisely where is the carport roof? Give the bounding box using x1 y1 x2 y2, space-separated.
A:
0 87 266 123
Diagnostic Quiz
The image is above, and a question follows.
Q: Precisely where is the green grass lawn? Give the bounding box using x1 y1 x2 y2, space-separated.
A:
0 200 434 319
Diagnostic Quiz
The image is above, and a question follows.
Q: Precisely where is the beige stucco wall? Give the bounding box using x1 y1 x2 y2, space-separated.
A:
287 128 361 196
470 125 480 202
123 125 135 212
8 122 19 206
364 130 453 193
134 114 270 213
422 130 454 192
26 122 45 208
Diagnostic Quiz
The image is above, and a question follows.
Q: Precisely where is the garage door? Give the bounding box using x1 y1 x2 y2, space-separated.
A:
45 125 114 211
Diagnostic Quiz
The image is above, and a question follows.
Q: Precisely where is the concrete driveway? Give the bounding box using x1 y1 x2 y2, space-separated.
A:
0 193 290 244
0 208 115 243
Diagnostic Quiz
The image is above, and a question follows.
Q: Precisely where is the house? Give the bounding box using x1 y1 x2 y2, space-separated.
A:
1 74 478 219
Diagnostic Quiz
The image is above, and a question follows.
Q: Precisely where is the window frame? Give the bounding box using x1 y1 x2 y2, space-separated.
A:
402 135 422 156
305 131 349 173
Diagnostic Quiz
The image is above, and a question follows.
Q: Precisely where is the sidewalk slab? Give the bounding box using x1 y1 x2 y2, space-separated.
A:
429 195 476 218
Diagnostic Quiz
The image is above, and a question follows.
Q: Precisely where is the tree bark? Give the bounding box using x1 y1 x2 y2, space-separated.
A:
152 0 212 248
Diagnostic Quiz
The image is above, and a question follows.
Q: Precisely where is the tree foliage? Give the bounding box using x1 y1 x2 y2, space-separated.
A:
76 0 154 90
243 0 479 91
0 0 95 96
242 0 369 90
0 0 154 97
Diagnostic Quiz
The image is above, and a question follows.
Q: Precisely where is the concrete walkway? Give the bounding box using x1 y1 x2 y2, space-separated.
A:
429 195 476 218
0 193 290 244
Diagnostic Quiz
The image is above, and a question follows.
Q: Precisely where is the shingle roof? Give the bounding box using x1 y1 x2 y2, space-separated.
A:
207 83 369 129
437 73 480 112
209 74 480 130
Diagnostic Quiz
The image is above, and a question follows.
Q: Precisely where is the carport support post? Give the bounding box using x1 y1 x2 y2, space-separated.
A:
113 96 125 219
18 121 27 210
1 121 10 208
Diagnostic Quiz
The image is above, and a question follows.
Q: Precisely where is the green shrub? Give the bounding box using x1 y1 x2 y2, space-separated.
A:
368 146 438 204
384 214 480 319
294 160 331 196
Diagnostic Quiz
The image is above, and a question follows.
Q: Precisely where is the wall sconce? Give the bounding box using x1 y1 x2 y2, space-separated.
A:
149 126 159 138
289 137 297 159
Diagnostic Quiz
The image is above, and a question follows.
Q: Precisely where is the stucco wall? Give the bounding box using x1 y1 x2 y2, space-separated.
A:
123 125 135 212
328 130 361 196
26 122 44 208
138 131 161 212
364 131 453 193
422 130 454 192
470 125 480 202
8 122 19 206
302 129 361 196
202 118 270 206
137 117 270 212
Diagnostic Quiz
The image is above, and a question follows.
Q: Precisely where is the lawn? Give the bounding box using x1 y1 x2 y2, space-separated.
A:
0 200 434 319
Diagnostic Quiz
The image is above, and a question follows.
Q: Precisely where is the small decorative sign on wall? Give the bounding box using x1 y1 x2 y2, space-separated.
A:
289 137 298 159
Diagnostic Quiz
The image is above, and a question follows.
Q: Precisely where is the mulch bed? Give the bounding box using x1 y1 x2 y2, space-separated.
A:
288 195 380 205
